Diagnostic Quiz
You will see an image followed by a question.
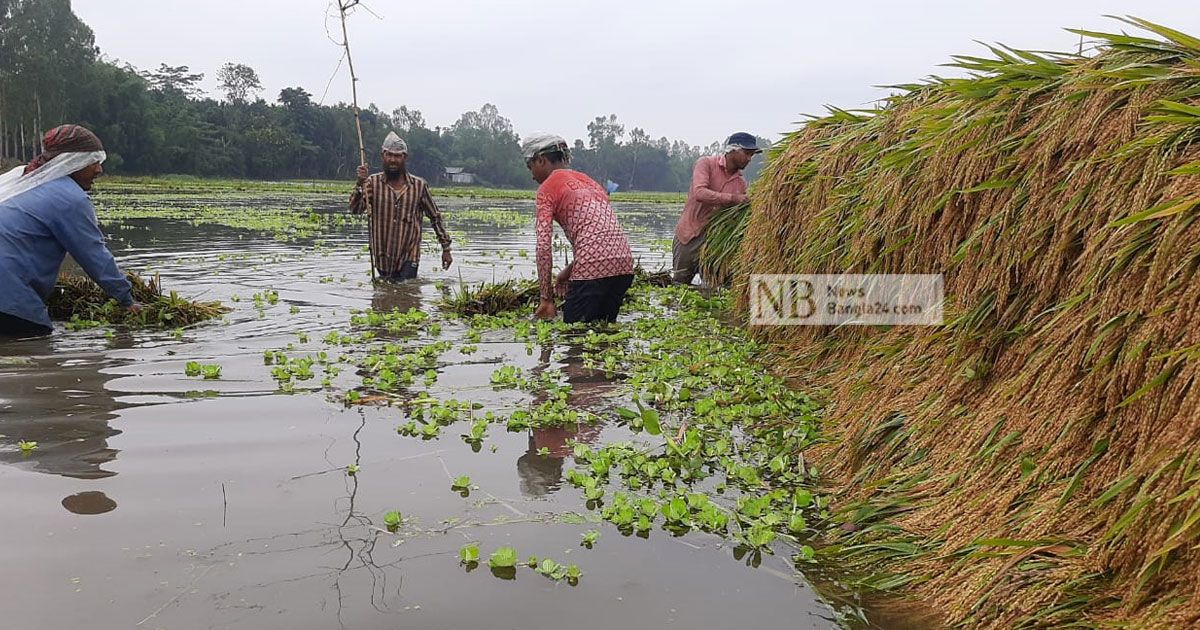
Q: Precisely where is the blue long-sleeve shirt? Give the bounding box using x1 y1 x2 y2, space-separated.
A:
0 176 132 327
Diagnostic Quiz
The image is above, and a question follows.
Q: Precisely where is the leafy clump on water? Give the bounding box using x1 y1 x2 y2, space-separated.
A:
184 361 222 379
564 287 828 562
457 544 580 584
441 279 538 316
50 272 228 330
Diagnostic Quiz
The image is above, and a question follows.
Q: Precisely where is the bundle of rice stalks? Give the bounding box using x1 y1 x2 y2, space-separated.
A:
442 279 539 316
633 265 672 287
732 17 1200 629
699 203 750 286
48 272 228 329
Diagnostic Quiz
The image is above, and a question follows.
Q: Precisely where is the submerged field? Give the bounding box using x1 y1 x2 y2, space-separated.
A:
98 175 690 205
0 180 869 629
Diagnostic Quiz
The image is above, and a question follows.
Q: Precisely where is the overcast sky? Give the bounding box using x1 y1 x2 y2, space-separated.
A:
74 0 1197 147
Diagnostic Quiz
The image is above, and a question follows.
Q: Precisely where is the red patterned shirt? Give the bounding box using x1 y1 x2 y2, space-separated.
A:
535 169 634 300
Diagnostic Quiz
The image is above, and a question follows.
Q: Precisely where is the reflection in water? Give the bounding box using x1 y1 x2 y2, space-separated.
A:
516 340 616 498
370 280 424 314
61 490 118 514
516 436 565 497
327 411 409 622
0 337 125 479
0 415 121 479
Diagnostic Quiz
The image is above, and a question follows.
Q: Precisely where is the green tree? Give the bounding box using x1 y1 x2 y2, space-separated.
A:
449 103 527 188
143 63 205 98
0 0 97 161
216 62 263 104
586 114 625 184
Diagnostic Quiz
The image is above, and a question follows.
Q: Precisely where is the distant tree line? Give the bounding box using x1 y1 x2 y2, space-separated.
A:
0 0 765 190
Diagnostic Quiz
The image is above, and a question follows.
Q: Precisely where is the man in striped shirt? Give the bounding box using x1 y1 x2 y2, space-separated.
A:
350 132 452 281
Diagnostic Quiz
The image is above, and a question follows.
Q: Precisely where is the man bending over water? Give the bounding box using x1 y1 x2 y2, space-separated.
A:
523 134 634 324
0 125 140 338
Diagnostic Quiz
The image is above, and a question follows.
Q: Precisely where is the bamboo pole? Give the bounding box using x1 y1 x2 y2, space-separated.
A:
338 0 375 281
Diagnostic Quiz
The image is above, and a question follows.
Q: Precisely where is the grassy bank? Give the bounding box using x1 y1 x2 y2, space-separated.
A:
725 18 1200 628
94 175 687 204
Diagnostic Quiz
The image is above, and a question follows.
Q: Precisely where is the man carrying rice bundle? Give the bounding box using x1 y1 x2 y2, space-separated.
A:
522 134 634 324
671 132 761 285
0 125 141 338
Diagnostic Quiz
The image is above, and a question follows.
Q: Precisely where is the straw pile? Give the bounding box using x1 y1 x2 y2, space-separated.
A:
48 272 228 328
731 18 1200 628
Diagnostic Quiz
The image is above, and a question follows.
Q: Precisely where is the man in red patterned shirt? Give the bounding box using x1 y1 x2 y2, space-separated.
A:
522 134 634 323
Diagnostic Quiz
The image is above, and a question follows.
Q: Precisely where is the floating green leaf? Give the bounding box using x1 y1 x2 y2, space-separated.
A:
489 546 518 568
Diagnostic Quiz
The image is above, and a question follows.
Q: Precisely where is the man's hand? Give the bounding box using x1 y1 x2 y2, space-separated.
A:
127 302 144 314
554 267 571 299
534 298 557 321
356 164 369 185
441 249 453 270
734 193 750 205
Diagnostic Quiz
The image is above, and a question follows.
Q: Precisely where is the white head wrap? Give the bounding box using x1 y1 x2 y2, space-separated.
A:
0 151 106 205
382 131 408 154
521 133 570 161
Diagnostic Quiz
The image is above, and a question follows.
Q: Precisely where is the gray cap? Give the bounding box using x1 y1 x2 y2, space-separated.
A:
382 131 408 154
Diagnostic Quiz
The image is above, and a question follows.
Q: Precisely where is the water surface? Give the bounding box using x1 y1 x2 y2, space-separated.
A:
0 187 846 629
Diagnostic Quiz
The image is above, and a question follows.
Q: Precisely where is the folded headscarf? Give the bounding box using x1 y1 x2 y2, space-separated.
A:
0 124 107 205
25 125 105 174
520 133 570 162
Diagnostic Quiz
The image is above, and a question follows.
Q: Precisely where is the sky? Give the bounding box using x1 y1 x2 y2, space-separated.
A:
73 0 1199 148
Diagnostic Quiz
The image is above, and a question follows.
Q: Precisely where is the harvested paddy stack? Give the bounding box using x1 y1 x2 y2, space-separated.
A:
731 18 1200 628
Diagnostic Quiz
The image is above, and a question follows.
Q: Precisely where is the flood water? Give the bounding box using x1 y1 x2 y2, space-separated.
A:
0 185 848 629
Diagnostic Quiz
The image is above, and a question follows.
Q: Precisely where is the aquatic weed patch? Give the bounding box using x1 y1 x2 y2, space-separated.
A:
277 282 857 609
97 176 687 204
563 288 828 554
94 199 356 242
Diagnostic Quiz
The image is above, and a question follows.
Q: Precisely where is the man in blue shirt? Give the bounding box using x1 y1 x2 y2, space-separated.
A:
0 125 139 338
